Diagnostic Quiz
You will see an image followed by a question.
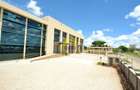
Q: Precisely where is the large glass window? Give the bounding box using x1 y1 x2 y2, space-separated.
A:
0 9 47 60
80 39 83 52
69 35 75 53
54 29 60 42
62 32 67 42
76 37 79 46
0 10 26 60
3 10 26 25
28 19 42 30
62 32 67 54
76 37 79 53
1 19 25 45
69 35 75 46
26 19 42 58
42 25 47 55
53 29 61 53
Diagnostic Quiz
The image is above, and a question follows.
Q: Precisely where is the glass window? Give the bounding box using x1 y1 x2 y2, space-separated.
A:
0 45 23 53
2 20 25 34
69 35 75 45
42 25 47 47
3 10 26 25
1 19 25 45
69 35 75 53
1 31 24 45
26 19 43 58
53 29 61 53
28 19 42 30
42 25 47 55
43 25 47 40
0 10 25 60
80 39 83 45
62 32 67 42
26 19 42 47
80 39 83 52
54 29 60 42
26 35 41 47
76 37 79 45
27 27 41 37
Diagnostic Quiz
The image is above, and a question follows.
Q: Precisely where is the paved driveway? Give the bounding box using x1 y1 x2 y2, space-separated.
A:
0 53 123 90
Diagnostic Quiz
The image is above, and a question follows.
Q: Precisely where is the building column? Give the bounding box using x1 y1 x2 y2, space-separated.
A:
66 33 69 54
23 18 28 59
40 24 43 56
46 25 54 55
0 8 3 43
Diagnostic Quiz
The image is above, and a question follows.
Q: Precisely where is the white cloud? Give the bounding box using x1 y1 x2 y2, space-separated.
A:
116 35 128 41
84 28 140 48
77 30 83 35
132 28 140 37
125 5 140 21
77 30 85 38
102 28 113 32
27 0 44 17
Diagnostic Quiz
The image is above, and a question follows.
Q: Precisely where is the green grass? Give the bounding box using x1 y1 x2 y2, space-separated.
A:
125 51 140 58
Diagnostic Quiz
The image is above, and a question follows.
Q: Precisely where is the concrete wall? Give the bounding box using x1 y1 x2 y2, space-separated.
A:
43 16 84 55
138 77 140 90
45 25 54 55
129 68 138 90
119 61 140 90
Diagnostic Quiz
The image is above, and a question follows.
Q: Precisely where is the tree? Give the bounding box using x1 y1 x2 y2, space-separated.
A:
118 46 128 53
92 40 106 47
84 46 88 50
113 48 119 54
129 44 136 52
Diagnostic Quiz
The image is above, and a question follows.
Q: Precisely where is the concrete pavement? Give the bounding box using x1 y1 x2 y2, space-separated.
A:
0 53 123 90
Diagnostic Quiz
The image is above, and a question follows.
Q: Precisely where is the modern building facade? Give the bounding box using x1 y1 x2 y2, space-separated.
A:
0 1 84 60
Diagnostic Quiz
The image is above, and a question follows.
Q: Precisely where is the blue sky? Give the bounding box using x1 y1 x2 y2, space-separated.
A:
4 0 140 47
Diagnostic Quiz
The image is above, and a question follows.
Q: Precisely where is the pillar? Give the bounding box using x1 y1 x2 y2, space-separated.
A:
0 8 3 44
40 24 43 56
23 18 28 59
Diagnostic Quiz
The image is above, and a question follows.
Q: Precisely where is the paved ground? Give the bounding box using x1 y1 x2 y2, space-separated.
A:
0 53 123 90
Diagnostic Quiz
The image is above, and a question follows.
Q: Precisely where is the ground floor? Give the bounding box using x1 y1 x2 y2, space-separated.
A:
0 54 123 90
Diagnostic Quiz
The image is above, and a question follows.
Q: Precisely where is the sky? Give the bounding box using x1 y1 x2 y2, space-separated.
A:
3 0 140 48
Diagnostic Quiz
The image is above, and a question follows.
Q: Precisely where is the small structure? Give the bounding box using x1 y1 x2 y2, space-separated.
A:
108 55 120 66
87 46 113 55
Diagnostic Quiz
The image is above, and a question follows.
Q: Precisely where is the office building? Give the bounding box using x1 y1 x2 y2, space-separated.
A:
0 1 84 60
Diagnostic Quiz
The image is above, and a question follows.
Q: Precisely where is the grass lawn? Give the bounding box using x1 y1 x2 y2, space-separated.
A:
125 51 140 58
